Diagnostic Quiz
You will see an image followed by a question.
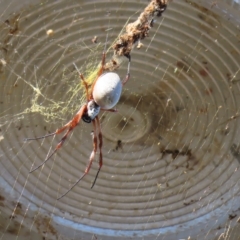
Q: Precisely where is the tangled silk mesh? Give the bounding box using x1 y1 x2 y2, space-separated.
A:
0 0 168 125
1 0 240 240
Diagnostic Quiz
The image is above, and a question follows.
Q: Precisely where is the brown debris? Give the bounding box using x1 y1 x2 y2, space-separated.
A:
92 35 98 44
105 0 168 71
104 0 170 71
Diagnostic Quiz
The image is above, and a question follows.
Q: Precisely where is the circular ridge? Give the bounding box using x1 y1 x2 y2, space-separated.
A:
1 0 240 239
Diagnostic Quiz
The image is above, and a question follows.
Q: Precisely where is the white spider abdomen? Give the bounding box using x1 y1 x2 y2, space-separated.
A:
93 72 122 109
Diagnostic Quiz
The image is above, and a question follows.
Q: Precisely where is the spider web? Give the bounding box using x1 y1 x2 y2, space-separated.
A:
1 0 240 240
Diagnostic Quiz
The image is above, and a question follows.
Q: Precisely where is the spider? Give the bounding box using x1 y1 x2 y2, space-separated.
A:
25 50 131 200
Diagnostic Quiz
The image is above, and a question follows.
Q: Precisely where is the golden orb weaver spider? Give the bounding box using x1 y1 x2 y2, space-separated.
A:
25 49 131 200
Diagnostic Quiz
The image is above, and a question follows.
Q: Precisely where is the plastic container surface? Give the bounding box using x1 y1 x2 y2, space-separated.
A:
0 0 240 239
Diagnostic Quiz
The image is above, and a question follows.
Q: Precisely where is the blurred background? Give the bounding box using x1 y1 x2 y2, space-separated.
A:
1 0 240 239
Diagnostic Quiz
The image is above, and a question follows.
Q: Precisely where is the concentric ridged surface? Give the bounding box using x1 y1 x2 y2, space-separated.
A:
1 0 240 239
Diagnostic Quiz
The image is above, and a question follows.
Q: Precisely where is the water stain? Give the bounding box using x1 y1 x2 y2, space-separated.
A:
35 215 58 238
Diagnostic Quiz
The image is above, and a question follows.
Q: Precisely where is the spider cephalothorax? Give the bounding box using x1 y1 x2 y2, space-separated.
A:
82 100 100 123
25 50 131 200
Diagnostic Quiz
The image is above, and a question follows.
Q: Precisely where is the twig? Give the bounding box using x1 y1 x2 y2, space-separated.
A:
104 0 168 71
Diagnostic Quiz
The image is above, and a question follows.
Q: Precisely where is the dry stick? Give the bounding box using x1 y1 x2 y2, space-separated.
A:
104 0 168 71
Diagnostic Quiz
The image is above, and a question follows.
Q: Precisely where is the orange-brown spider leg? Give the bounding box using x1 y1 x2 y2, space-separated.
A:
27 105 87 173
57 119 98 200
73 63 90 101
101 108 118 112
98 47 106 77
91 116 103 188
90 51 106 98
29 128 72 173
122 55 131 85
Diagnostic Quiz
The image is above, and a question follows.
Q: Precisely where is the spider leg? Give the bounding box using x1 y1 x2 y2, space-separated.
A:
29 129 72 173
98 30 107 76
24 132 56 141
91 116 103 189
73 63 90 101
29 105 87 173
89 50 106 99
57 119 98 200
100 52 106 72
101 108 118 112
24 114 81 142
24 121 71 142
122 55 131 85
